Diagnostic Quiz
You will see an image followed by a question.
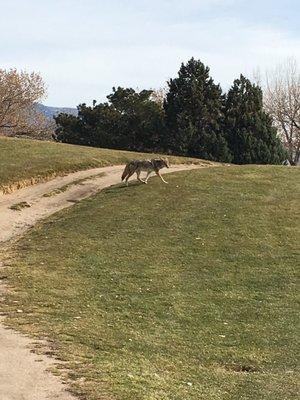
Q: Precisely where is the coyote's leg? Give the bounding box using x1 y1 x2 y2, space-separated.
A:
144 171 152 184
125 170 135 185
136 170 146 183
155 170 168 184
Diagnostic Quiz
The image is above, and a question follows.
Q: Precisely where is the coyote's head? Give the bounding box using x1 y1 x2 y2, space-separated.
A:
163 157 170 168
152 158 170 169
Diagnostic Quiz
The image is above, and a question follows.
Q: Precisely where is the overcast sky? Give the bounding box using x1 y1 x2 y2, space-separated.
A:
1 0 299 107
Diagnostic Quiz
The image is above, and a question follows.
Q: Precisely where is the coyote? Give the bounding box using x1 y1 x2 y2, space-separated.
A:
121 158 170 185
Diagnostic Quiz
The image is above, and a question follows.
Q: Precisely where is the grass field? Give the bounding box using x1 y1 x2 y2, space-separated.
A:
1 166 299 399
0 137 211 193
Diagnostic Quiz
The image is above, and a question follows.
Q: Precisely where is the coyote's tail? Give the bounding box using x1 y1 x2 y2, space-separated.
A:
121 163 131 181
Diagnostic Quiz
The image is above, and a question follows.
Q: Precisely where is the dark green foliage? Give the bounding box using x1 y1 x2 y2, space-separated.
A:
163 58 232 162
106 87 165 151
55 87 164 152
224 75 287 164
54 112 85 145
54 61 286 165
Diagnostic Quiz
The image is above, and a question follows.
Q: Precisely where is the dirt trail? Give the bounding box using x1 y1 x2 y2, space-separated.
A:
0 164 201 244
0 163 203 400
0 319 75 400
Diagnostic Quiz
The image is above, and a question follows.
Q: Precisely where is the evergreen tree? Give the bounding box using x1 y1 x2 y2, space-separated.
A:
224 75 287 164
163 58 232 162
55 87 164 152
54 102 120 147
107 87 164 151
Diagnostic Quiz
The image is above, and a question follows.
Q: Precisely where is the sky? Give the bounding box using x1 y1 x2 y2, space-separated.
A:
1 0 299 107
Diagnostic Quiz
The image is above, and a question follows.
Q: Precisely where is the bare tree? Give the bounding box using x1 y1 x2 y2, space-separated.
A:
16 105 56 140
0 68 51 138
262 59 300 165
150 87 168 108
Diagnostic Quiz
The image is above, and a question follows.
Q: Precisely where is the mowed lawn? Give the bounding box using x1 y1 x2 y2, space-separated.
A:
2 166 299 399
0 137 209 193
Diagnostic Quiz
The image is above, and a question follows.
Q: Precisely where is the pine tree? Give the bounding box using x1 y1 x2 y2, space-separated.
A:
55 87 164 152
163 58 232 162
224 75 287 164
107 87 164 151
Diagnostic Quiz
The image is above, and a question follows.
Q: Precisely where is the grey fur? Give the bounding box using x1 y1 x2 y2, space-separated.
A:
121 158 170 185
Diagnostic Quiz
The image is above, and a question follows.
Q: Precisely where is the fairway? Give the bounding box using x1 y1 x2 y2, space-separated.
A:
2 166 299 399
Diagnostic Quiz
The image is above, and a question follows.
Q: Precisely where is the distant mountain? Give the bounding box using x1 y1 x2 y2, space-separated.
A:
36 103 78 119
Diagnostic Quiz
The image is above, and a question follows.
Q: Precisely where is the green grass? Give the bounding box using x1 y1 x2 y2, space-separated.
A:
1 166 299 399
0 136 211 193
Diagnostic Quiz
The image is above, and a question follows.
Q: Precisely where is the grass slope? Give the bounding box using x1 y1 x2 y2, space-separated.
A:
0 137 210 193
2 166 299 399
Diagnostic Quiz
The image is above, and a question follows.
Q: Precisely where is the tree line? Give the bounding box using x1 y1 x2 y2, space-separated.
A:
1 58 298 164
54 58 286 164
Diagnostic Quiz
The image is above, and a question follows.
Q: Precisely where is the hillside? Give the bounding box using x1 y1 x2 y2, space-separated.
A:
2 165 299 399
0 136 213 194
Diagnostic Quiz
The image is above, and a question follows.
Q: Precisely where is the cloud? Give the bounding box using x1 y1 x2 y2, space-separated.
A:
1 0 299 106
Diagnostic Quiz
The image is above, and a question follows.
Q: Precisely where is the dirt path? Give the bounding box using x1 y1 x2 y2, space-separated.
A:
0 163 203 400
0 320 75 400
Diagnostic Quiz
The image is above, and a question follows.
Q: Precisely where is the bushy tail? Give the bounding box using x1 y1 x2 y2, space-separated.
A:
121 163 131 181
